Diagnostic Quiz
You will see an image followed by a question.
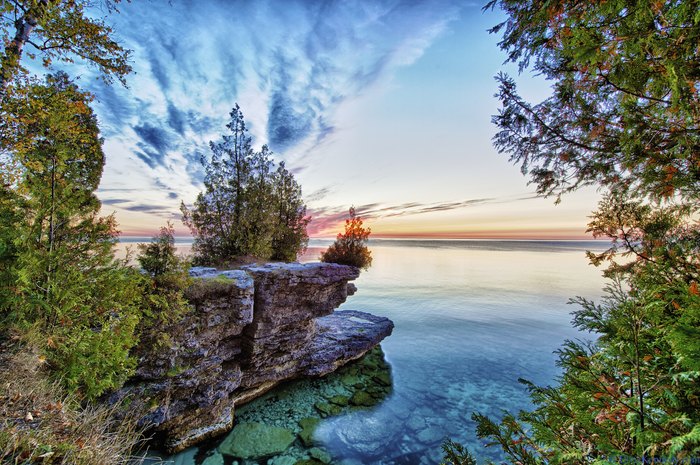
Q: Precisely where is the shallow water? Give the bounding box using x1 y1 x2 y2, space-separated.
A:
133 239 608 464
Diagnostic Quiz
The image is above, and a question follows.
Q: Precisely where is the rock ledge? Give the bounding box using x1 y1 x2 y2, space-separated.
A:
111 263 393 453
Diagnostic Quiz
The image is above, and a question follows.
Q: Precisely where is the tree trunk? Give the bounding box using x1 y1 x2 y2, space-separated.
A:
0 1 51 101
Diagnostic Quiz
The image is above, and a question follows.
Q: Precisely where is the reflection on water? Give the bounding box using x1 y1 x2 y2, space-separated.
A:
134 239 607 464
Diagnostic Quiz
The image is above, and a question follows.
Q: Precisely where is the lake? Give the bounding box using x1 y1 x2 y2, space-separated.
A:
128 238 608 465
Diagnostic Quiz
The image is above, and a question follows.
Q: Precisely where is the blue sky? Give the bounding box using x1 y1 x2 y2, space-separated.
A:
80 0 600 238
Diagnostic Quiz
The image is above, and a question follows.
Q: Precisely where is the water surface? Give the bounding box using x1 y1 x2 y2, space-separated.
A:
133 239 608 464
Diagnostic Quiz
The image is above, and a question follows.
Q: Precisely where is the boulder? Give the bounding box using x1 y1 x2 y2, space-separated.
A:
218 422 295 458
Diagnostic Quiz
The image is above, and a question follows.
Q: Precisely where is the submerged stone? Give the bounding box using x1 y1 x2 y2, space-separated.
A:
298 417 321 447
219 422 295 459
314 401 341 417
268 456 297 465
373 372 392 387
309 447 332 464
349 390 374 407
328 395 350 406
171 448 197 465
201 452 224 465
294 460 325 465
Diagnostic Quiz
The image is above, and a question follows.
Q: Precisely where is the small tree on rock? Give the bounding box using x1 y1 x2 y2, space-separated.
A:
320 207 372 270
181 104 310 265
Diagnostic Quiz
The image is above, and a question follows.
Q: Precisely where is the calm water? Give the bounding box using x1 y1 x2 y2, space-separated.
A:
129 239 608 465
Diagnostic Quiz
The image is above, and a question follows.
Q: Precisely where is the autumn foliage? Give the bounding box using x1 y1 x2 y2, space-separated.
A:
320 207 372 270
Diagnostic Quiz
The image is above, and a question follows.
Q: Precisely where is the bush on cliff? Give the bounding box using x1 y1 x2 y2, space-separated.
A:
320 207 372 270
137 223 192 329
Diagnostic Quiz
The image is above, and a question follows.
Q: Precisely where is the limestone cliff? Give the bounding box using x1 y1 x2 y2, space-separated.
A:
109 263 393 453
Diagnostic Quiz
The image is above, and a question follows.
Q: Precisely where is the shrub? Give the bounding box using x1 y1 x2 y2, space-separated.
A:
320 207 372 270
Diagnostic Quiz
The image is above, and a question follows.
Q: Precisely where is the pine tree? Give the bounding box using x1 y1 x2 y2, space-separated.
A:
0 74 143 399
182 104 310 264
270 161 310 262
456 1 700 462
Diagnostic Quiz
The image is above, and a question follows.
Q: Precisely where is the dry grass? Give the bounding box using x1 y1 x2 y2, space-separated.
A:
0 334 147 465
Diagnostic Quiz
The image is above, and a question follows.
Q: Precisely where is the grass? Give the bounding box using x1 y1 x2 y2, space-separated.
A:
0 332 147 464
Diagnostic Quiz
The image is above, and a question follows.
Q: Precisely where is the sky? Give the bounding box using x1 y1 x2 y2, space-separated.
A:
77 0 601 239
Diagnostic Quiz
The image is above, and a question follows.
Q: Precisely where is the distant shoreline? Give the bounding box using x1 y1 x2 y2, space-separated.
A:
117 236 609 243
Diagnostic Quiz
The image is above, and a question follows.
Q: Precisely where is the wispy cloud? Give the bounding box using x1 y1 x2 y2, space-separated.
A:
307 195 537 236
80 0 470 216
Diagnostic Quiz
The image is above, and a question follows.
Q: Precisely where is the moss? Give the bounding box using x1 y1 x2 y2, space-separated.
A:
166 365 189 377
184 278 238 304
328 395 350 406
294 460 325 465
349 390 375 407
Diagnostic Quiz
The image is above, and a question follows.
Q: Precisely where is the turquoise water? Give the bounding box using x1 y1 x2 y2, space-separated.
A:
134 239 608 465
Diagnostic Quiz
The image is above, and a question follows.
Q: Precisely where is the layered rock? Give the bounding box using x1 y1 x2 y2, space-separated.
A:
111 263 393 453
238 263 360 390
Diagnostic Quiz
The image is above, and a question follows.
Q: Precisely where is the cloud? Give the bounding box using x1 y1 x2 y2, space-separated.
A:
134 123 171 154
306 186 333 202
166 102 187 135
101 198 132 205
83 0 468 190
307 196 536 236
122 203 171 214
66 0 488 234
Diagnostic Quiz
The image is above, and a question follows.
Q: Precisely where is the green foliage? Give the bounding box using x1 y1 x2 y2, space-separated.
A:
441 439 477 465
0 74 143 400
320 207 372 270
181 104 309 265
449 2 700 464
485 0 700 202
0 0 131 101
137 221 184 277
270 161 311 261
136 223 192 330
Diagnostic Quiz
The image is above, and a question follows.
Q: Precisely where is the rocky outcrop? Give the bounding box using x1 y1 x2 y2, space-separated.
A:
110 263 393 453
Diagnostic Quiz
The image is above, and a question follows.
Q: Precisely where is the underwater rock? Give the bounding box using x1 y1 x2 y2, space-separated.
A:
298 417 321 447
219 422 295 459
268 456 297 465
201 452 225 465
333 411 402 457
349 390 374 407
309 447 332 464
170 447 197 465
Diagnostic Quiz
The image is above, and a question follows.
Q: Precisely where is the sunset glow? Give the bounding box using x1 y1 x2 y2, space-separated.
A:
79 1 601 240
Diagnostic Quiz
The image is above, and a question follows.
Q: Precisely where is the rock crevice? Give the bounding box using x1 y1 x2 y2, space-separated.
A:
111 263 393 453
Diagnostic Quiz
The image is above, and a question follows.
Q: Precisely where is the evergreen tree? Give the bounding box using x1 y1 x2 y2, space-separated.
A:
182 104 310 264
270 161 310 262
0 74 142 399
449 1 700 462
320 207 372 270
